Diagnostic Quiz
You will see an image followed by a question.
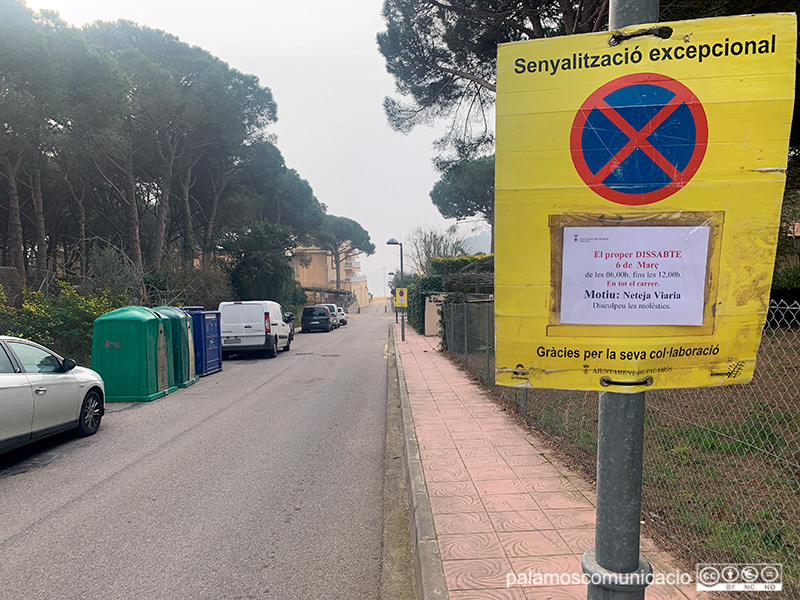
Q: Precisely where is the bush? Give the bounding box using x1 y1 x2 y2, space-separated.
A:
407 275 444 334
439 292 466 349
431 254 491 276
147 256 234 309
0 281 126 364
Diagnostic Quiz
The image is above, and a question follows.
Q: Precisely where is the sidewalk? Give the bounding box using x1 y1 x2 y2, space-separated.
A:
394 323 701 600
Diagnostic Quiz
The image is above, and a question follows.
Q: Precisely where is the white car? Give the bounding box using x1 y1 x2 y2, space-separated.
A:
218 300 293 359
0 336 105 454
336 307 348 325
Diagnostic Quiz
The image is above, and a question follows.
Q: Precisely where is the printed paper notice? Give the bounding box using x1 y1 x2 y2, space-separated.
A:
561 226 710 326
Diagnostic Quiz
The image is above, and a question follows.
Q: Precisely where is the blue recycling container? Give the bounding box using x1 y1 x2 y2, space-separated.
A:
182 309 222 376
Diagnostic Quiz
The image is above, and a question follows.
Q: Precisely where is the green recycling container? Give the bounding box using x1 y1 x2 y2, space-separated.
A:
154 306 197 388
91 306 178 402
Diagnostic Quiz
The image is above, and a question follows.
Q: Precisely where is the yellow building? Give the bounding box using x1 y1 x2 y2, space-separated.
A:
292 246 370 310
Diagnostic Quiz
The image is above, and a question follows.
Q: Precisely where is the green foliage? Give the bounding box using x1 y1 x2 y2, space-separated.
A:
438 292 466 349
87 245 144 302
222 221 305 309
0 281 126 363
407 275 444 334
430 156 495 224
145 257 234 309
431 254 491 276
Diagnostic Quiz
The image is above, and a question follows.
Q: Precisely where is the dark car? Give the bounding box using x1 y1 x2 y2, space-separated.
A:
301 306 333 332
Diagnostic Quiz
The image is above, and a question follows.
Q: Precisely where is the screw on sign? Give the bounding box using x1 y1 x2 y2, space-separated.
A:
571 73 708 205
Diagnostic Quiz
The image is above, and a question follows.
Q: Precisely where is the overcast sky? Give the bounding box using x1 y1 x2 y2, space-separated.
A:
25 0 477 298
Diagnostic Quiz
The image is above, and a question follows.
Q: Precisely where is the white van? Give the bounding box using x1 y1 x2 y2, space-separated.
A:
218 300 293 359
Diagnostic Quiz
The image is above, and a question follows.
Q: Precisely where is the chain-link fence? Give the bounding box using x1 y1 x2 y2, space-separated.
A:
442 300 799 598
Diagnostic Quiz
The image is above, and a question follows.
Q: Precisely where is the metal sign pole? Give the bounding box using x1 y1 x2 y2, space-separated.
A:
581 1 658 599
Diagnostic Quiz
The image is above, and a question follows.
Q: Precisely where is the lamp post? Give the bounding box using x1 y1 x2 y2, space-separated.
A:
387 238 404 341
388 272 397 323
382 266 387 298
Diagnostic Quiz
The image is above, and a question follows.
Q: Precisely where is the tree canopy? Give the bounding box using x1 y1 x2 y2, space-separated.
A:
430 155 494 225
0 0 373 308
316 215 376 290
378 0 800 164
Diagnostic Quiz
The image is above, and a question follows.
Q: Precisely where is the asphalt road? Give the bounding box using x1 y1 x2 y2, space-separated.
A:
0 302 394 600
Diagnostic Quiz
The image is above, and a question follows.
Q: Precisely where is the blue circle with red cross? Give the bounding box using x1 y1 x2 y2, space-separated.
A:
571 73 708 205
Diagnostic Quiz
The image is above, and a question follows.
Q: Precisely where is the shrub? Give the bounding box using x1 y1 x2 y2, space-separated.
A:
431 254 491 276
0 281 126 363
407 275 444 334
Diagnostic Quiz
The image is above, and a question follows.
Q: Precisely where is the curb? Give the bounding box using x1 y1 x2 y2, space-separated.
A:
391 326 449 600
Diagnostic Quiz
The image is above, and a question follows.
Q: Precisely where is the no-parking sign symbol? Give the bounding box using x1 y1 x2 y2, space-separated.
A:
571 73 708 205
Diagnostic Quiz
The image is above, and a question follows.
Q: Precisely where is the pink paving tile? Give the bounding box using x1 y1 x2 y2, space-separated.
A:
498 530 572 557
474 479 529 496
438 533 506 560
523 585 587 599
469 466 518 481
462 456 509 468
543 508 596 529
419 440 457 450
430 495 485 514
442 558 515 590
450 431 492 441
559 528 595 554
495 445 540 456
488 510 555 532
505 455 555 467
511 464 564 479
508 554 583 578
461 446 505 458
450 589 527 600
421 456 465 471
425 468 473 482
434 512 495 535
427 480 479 497
523 476 579 494
420 448 460 460
483 494 540 512
535 491 593 510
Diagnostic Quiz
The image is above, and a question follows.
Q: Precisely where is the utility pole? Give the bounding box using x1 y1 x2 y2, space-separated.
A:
580 2 658 599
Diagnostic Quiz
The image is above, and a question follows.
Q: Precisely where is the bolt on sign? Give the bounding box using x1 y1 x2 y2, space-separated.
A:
396 288 408 307
495 14 797 391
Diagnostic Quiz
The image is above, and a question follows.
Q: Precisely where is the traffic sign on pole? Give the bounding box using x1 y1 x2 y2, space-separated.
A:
395 288 408 308
494 14 797 391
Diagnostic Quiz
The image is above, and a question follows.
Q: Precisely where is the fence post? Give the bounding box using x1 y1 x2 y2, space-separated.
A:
463 303 468 365
485 302 492 383
445 304 451 351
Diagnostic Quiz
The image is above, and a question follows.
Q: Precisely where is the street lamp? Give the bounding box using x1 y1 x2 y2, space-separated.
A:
387 238 405 341
388 272 397 323
382 266 387 298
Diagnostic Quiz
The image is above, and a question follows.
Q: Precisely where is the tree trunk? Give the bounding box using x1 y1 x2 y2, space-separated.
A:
0 144 26 280
30 163 49 278
331 247 342 290
123 134 144 279
180 162 195 263
152 135 178 269
76 190 87 277
203 168 230 266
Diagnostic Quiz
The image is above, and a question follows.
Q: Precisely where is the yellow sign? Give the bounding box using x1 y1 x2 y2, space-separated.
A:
396 288 408 307
495 14 797 391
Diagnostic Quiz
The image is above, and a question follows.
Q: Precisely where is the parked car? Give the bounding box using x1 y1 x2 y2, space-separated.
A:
218 300 293 359
317 303 340 328
301 305 334 332
0 336 105 454
336 307 347 326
